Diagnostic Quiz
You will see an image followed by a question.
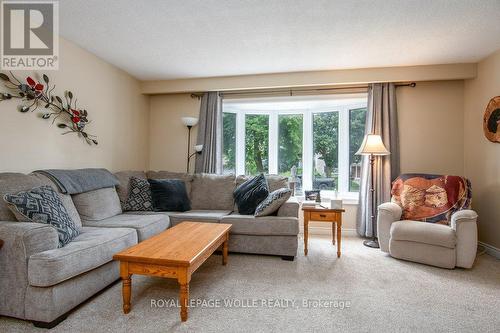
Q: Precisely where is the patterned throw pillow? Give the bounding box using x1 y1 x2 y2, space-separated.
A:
391 174 472 225
255 188 292 217
123 176 153 211
233 173 269 215
3 185 80 247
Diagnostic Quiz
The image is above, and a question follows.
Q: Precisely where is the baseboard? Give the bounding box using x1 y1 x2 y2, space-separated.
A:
299 225 358 237
478 241 500 259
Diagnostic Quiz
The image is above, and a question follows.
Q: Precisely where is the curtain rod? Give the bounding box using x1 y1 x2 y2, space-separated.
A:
190 82 416 99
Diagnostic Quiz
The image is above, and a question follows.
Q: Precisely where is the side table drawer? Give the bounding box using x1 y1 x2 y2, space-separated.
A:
310 211 336 221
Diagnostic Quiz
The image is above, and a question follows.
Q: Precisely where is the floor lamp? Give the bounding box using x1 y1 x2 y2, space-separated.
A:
356 134 390 248
181 117 199 172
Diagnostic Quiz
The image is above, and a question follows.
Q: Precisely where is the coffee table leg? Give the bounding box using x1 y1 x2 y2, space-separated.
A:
180 283 189 321
178 268 190 322
120 262 131 314
222 234 228 266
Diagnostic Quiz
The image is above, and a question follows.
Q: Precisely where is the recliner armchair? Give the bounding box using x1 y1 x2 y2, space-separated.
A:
377 174 478 269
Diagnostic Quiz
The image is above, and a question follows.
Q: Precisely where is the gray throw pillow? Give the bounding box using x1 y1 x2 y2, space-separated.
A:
254 188 292 217
123 176 153 211
233 173 269 215
3 185 80 247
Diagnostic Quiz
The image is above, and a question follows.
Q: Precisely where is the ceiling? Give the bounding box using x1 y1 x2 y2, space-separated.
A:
60 0 500 81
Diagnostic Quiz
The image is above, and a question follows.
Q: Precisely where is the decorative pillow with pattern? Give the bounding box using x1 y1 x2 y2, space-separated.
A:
254 188 292 217
3 185 81 247
123 176 153 211
391 174 472 225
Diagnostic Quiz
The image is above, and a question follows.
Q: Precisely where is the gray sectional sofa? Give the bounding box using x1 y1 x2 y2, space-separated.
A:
0 170 299 327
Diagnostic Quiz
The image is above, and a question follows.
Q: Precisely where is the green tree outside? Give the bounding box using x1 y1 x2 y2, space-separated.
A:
245 114 269 174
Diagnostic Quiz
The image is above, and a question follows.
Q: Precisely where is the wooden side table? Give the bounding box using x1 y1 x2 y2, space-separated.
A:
302 206 345 257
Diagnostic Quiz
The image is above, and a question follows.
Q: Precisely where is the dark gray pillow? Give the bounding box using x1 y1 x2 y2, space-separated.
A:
3 185 80 247
148 179 191 212
124 177 153 211
255 188 292 217
233 173 269 215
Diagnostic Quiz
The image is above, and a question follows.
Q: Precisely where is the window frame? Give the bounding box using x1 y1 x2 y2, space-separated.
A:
222 96 367 199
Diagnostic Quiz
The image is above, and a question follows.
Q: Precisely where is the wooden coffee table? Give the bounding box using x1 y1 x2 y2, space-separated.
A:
113 221 231 322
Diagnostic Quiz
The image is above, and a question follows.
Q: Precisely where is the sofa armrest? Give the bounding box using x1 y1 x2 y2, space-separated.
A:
277 197 299 218
377 202 402 253
451 210 478 269
0 221 59 318
0 221 59 257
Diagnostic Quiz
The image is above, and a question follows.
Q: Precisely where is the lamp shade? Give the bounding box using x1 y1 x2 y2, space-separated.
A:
194 144 203 152
181 117 198 127
355 134 390 155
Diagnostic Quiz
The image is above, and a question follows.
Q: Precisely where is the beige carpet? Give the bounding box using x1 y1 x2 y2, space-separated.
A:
1 235 499 333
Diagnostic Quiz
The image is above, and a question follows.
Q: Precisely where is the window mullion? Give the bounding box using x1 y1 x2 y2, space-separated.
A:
338 107 349 193
235 112 245 175
269 112 278 174
303 110 313 191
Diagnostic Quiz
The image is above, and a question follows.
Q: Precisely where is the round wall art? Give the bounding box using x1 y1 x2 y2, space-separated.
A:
483 96 500 143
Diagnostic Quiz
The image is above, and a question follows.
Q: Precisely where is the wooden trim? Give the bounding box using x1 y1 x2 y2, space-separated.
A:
140 63 476 94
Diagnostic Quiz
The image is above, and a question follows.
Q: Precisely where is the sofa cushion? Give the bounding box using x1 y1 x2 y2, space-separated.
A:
147 171 194 197
0 173 82 228
82 213 169 242
114 171 147 208
220 214 299 236
28 227 137 287
390 220 456 248
190 173 235 210
72 187 122 221
148 178 191 212
123 176 153 211
4 185 81 247
255 188 292 217
234 173 269 215
167 210 231 226
236 174 289 192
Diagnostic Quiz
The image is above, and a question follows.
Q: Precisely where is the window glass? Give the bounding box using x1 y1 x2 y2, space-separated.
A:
221 96 367 194
245 114 269 175
222 112 236 174
313 112 339 191
278 114 303 195
349 108 367 191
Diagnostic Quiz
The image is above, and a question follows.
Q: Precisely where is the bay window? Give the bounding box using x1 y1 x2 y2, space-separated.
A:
222 94 367 197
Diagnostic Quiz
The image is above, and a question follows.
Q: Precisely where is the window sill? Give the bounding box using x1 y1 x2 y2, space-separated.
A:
294 194 359 206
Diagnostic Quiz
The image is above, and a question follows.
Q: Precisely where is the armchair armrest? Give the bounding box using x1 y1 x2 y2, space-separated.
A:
377 202 402 253
277 196 299 218
451 210 478 269
0 221 59 318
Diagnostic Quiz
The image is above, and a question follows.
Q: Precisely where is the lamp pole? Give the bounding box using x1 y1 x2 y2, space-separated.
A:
364 153 379 248
186 125 192 173
356 134 389 249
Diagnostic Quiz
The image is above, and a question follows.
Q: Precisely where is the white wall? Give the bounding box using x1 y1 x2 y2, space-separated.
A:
0 38 150 173
464 49 500 249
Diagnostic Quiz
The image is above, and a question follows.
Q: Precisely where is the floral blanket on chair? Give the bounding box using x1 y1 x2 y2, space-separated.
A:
391 174 472 225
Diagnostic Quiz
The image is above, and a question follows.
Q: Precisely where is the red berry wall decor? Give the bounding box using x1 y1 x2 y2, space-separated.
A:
0 72 97 145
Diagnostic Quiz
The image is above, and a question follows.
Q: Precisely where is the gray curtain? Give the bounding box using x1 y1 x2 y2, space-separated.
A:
195 92 222 174
356 83 400 237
